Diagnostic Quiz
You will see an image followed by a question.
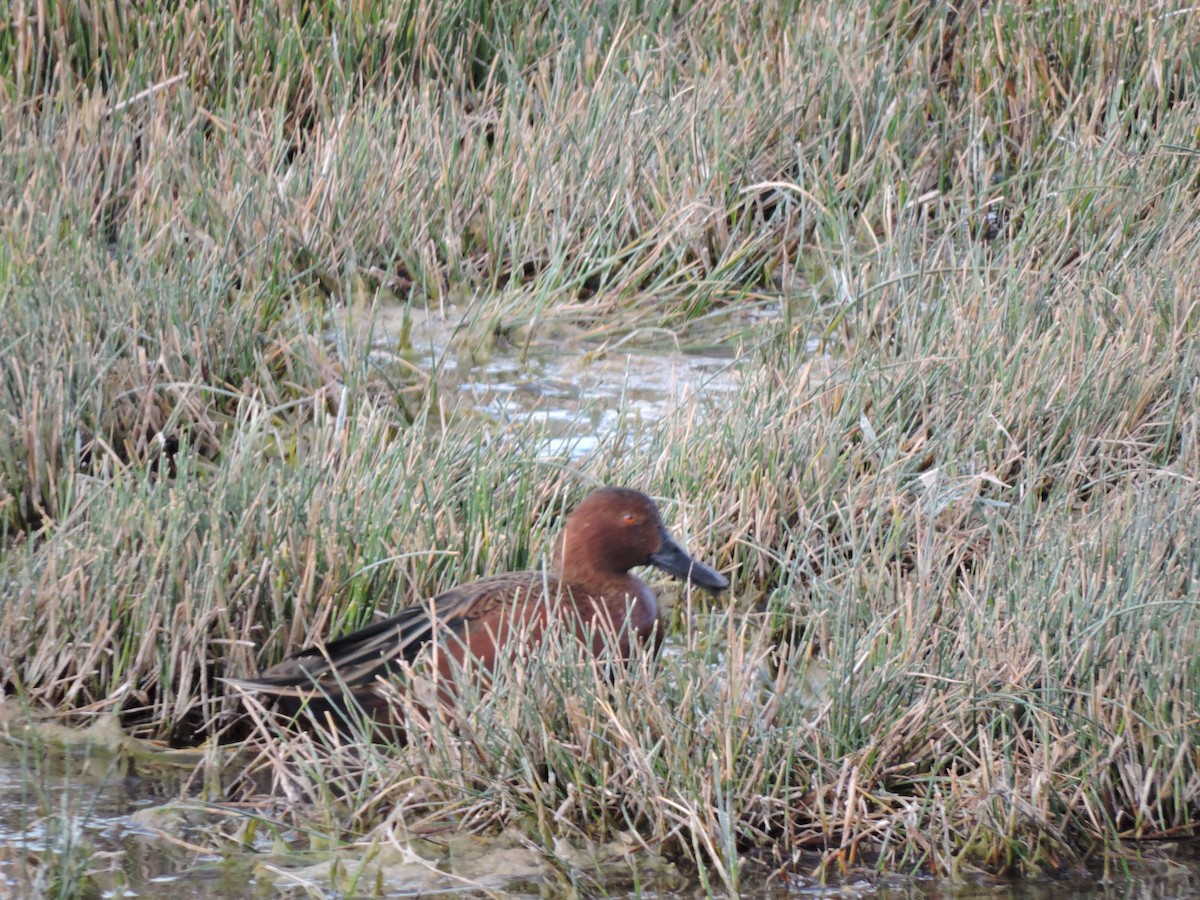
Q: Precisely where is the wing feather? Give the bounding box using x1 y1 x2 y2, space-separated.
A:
229 571 547 698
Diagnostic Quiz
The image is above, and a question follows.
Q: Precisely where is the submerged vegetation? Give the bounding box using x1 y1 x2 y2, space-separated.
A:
3 0 1200 892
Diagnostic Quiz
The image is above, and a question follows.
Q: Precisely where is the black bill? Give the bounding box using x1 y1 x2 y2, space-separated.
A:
648 531 729 594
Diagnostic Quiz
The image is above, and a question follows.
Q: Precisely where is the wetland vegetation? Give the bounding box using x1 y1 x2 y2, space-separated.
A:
3 0 1200 895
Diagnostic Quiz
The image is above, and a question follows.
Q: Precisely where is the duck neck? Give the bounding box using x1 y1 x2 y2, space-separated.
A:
554 530 629 587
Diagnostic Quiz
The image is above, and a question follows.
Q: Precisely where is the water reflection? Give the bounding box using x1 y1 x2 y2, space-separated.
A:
360 300 749 458
0 747 231 898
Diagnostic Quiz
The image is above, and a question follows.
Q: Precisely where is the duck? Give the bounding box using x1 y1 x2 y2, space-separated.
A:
230 487 728 730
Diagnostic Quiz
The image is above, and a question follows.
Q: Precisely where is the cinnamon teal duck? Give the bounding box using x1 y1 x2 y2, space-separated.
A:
230 487 728 729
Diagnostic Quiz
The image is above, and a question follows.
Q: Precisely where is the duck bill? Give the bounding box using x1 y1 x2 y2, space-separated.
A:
649 532 729 594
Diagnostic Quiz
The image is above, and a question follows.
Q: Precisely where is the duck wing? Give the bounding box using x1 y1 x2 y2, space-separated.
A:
229 571 547 699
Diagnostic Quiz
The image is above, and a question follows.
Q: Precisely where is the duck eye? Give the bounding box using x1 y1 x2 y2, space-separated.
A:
622 512 640 525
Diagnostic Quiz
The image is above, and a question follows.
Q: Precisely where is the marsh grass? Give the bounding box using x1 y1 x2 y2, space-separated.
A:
3 0 1200 889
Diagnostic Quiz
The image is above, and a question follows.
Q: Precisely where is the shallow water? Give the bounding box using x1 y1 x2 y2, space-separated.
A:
352 298 786 458
0 747 236 898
